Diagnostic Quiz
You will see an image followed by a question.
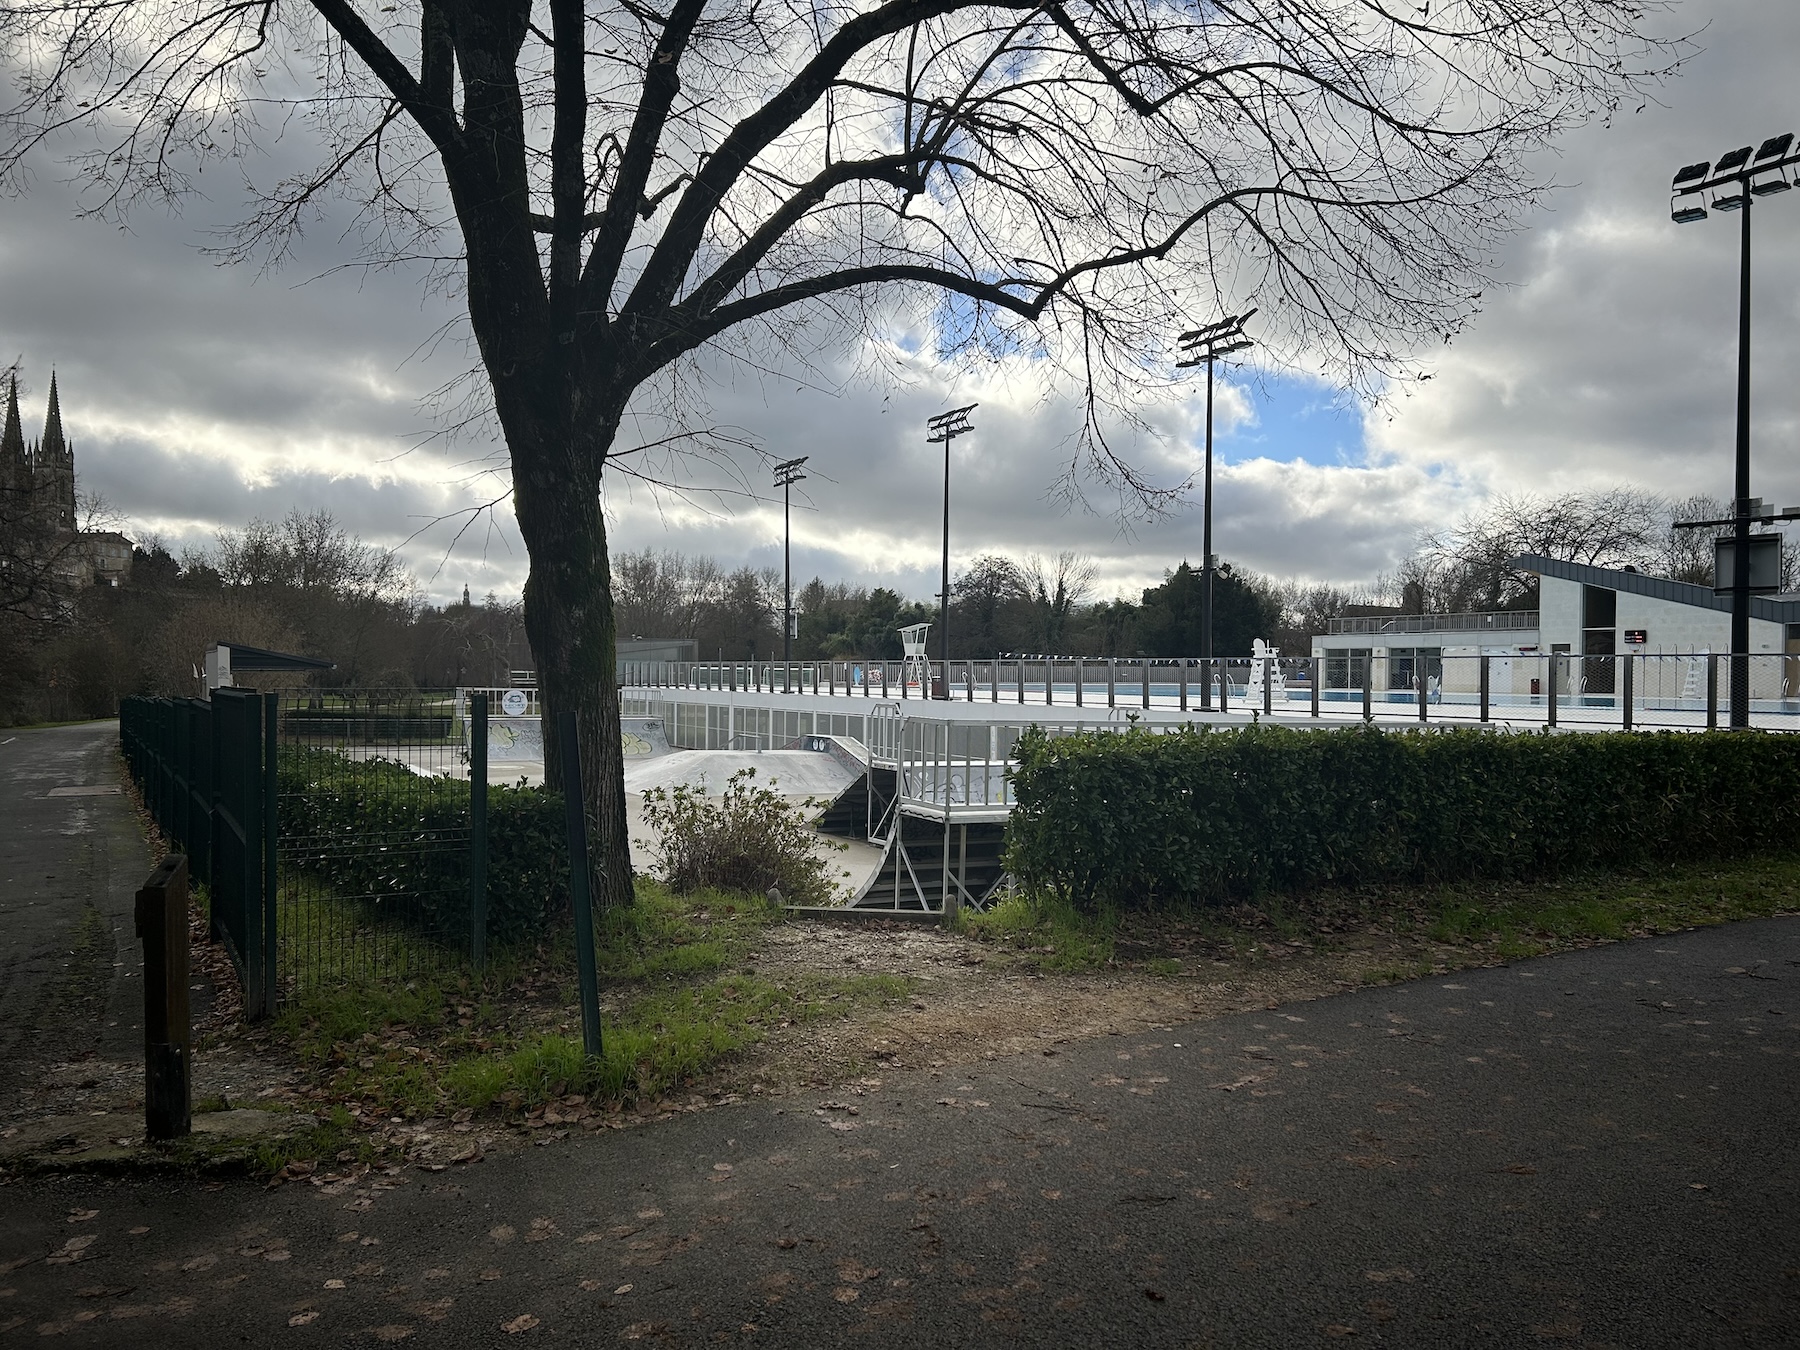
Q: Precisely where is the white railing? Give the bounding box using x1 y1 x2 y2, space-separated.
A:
619 652 1800 734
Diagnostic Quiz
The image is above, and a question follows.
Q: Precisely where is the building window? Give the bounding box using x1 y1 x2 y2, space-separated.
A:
1325 649 1370 689
1386 647 1442 690
1582 585 1617 629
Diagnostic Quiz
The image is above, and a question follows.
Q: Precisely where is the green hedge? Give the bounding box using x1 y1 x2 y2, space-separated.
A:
279 749 568 942
1005 723 1800 911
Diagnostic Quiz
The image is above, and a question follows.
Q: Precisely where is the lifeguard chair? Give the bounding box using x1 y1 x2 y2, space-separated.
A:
899 622 932 693
1248 637 1287 704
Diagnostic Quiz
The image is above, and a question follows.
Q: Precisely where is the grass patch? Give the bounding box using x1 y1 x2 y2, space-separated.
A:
991 852 1800 977
261 878 913 1174
959 893 1117 971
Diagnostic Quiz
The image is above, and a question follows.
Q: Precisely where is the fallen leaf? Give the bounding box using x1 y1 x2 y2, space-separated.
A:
614 1284 633 1296
371 1326 414 1342
501 1313 540 1333
288 1311 319 1327
773 1238 797 1250
489 1225 516 1243
1143 1288 1165 1302
67 1211 99 1224
1689 1183 1708 1191
323 1280 346 1290
833 1288 859 1304
1324 1324 1357 1338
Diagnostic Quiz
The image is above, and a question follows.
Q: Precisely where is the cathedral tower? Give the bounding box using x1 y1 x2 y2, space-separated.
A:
34 372 75 531
0 374 27 515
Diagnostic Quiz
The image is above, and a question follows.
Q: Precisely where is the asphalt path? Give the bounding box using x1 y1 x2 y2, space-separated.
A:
0 722 152 1106
5 915 1799 1346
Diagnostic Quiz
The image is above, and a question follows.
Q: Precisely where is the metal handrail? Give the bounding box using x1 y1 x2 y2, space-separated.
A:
1325 610 1538 636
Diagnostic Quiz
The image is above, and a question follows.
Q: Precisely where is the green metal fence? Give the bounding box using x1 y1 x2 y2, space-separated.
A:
122 688 492 1012
275 689 485 995
120 691 278 1017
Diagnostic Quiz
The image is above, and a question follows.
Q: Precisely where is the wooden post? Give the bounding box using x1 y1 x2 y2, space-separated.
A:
134 854 192 1140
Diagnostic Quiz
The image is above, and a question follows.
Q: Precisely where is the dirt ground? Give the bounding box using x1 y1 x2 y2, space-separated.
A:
713 916 1487 1099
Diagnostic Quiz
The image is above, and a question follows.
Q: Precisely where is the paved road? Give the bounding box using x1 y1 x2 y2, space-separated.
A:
0 722 153 1107
5 916 1799 1345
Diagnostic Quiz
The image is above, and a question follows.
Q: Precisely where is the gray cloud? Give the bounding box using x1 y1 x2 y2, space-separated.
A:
3 0 1791 608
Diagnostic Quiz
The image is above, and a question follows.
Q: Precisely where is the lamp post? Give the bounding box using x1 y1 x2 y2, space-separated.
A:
926 404 977 700
1176 310 1256 708
774 456 808 666
1670 131 1798 730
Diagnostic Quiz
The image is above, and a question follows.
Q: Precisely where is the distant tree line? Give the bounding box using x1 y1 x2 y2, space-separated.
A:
612 546 1291 662
4 487 1775 726
0 510 528 726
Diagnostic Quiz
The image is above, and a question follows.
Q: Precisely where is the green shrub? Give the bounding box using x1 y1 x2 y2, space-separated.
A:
279 747 568 942
639 768 843 905
1005 723 1800 912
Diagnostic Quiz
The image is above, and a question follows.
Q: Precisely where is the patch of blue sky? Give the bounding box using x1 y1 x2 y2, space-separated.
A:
1211 369 1367 467
931 287 1033 361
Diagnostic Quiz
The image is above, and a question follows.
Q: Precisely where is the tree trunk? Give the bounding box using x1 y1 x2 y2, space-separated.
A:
513 435 634 913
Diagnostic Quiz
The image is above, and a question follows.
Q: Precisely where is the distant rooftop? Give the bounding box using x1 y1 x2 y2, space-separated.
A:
1326 610 1538 636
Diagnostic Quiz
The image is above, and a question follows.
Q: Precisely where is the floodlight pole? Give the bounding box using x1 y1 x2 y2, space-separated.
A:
1670 134 1800 730
926 405 977 700
774 457 808 667
1203 357 1217 690
1731 188 1751 731
1176 311 1256 710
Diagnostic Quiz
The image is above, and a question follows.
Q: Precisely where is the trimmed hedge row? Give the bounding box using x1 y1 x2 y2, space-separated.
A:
1005 723 1800 911
279 749 569 941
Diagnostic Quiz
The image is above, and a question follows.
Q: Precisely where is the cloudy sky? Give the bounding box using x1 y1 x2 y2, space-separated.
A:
3 0 1797 608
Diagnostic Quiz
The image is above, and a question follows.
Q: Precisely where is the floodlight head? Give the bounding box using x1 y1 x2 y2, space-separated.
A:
925 403 978 442
773 454 809 486
1671 204 1709 224
1713 190 1747 212
1671 160 1711 188
1753 132 1795 165
1176 307 1258 346
1714 145 1753 175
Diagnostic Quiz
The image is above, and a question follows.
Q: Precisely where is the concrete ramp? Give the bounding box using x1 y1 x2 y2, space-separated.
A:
621 717 672 760
487 716 543 763
486 715 671 766
623 748 858 800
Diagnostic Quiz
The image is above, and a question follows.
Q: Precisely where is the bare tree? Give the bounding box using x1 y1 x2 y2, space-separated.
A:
1404 490 1667 613
0 1 1678 907
1020 551 1096 652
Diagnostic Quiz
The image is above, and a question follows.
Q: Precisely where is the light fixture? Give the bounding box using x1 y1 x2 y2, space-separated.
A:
1712 145 1754 211
1751 132 1796 196
1670 161 1710 223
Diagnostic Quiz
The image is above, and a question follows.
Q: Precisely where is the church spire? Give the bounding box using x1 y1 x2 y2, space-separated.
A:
1 374 23 465
0 374 26 512
40 371 66 464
